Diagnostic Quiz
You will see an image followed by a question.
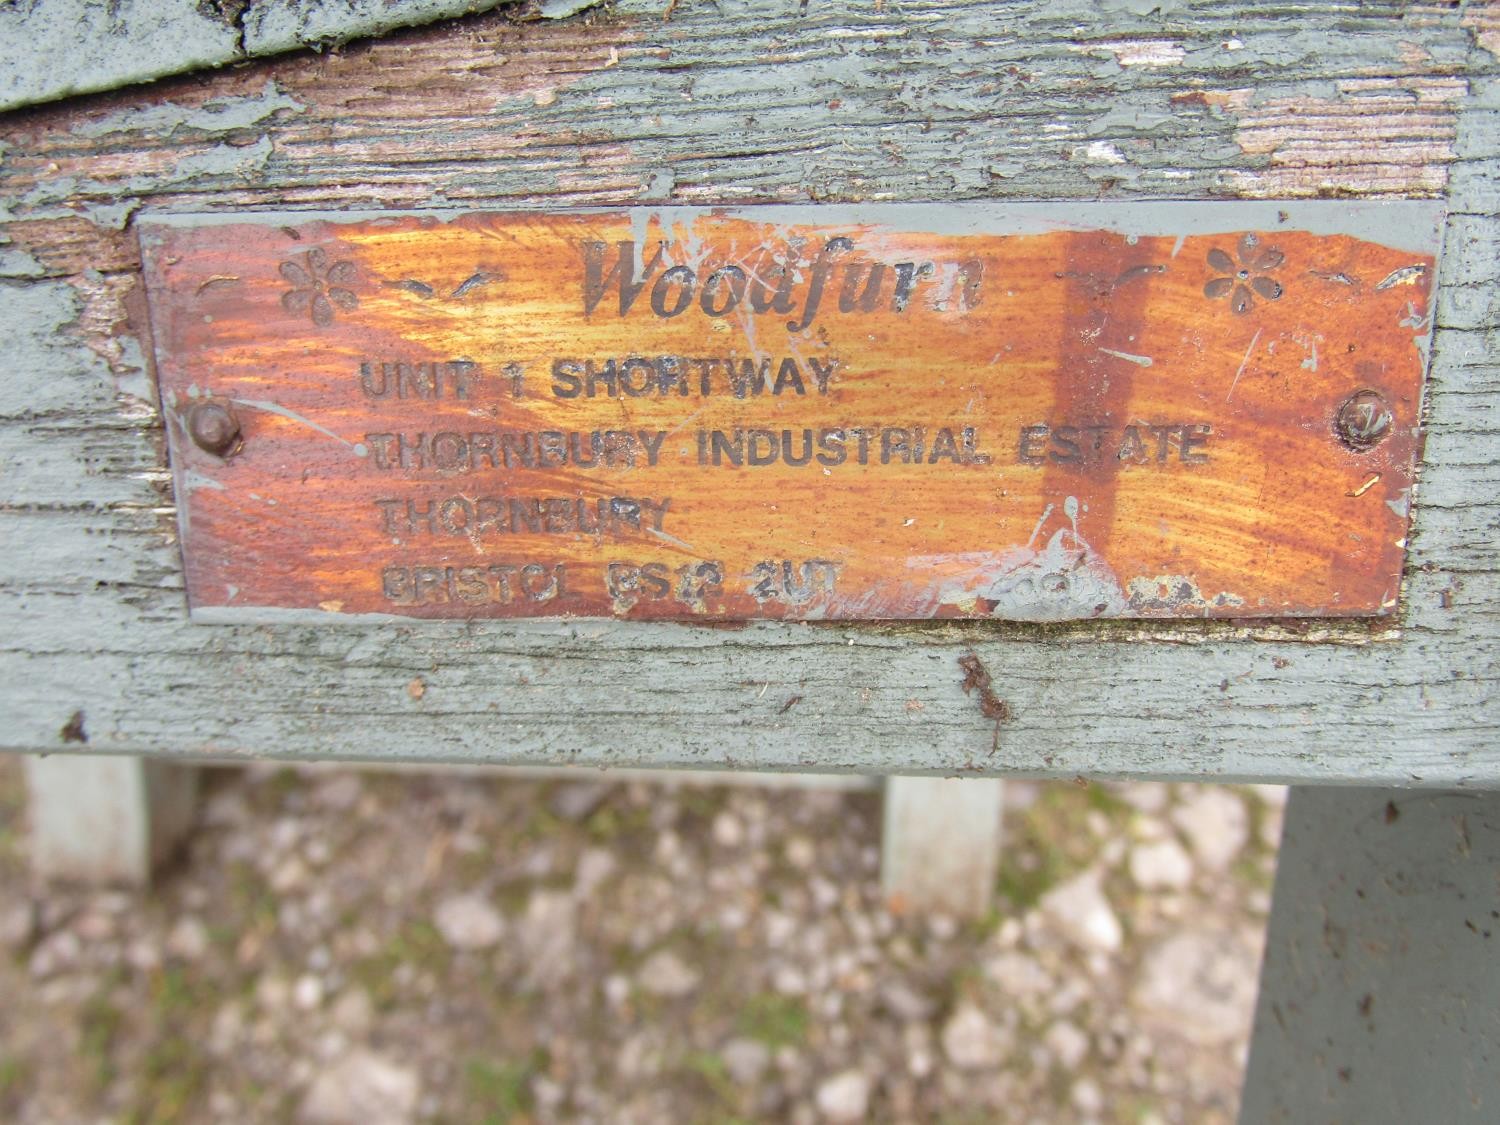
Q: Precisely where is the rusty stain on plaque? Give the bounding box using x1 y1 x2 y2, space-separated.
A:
136 202 1441 623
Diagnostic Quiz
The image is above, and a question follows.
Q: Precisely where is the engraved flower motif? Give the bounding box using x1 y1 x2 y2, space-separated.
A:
1204 233 1284 315
280 248 358 327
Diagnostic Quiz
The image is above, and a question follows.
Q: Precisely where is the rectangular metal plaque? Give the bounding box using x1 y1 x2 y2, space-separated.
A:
139 202 1439 623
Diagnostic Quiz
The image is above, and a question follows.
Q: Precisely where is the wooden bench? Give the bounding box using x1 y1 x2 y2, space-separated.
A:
2 2 1497 1120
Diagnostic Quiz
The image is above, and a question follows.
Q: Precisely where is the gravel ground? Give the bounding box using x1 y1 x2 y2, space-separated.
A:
0 756 1281 1123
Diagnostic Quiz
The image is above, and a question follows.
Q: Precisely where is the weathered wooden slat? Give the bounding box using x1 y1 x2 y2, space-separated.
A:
0 1 1496 784
0 0 549 113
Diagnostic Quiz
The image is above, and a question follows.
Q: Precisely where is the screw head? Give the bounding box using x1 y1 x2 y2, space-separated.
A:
1334 390 1393 452
186 401 240 457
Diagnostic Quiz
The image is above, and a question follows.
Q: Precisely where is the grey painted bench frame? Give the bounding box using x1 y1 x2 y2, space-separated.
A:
3 1 1499 1120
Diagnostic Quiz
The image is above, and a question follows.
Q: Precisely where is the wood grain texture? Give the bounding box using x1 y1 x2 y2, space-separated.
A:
0 0 535 112
0 0 1497 784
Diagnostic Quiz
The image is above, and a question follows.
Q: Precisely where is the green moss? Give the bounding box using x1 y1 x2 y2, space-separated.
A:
995 844 1068 912
735 994 809 1050
1083 782 1129 818
463 1049 548 1124
227 861 278 932
129 1032 209 1125
78 976 125 1092
0 1056 23 1106
353 919 453 1010
680 1049 739 1107
995 783 1129 909
584 801 652 843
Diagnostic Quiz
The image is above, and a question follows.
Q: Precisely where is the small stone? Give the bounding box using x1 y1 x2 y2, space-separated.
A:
983 951 1050 998
330 989 374 1037
548 782 611 822
1114 782 1169 814
125 939 161 972
814 1069 870 1123
994 918 1023 949
294 974 324 1011
926 913 958 941
879 980 935 1022
773 965 808 995
256 975 292 1013
574 847 617 897
637 949 700 997
721 1037 771 1085
712 810 745 847
209 1002 245 1055
1038 872 1123 953
1072 1076 1105 1115
1134 928 1261 1045
166 916 210 961
433 894 504 951
72 910 115 942
1128 838 1194 891
313 774 364 811
517 891 576 987
0 900 36 952
941 1003 1009 1070
1044 1020 1090 1069
298 1050 419 1125
603 974 630 1006
28 929 80 977
905 1034 935 1079
1171 788 1250 872
270 856 309 893
784 836 816 869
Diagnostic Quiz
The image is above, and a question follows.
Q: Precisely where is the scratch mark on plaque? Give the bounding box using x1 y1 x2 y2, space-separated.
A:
1115 264 1166 289
1225 328 1262 403
647 526 697 553
1098 347 1154 367
1170 234 1186 259
450 270 502 299
383 278 435 298
1310 268 1357 286
183 470 226 492
195 274 239 295
663 407 705 438
1347 474 1381 498
234 399 363 453
1026 502 1055 548
1375 264 1427 290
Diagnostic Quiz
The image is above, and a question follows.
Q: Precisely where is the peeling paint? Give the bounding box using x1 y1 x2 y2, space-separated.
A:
1186 78 1466 197
1126 575 1245 614
1070 39 1185 68
71 81 303 140
1462 1 1500 61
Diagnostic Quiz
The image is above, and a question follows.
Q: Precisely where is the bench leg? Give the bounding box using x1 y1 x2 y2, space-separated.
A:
24 755 199 886
1241 786 1500 1123
881 775 1004 917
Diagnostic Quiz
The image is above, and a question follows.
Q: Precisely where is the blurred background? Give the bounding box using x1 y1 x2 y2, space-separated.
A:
0 757 1281 1123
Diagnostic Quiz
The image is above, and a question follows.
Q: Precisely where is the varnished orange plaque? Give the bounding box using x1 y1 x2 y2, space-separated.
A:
139 203 1440 623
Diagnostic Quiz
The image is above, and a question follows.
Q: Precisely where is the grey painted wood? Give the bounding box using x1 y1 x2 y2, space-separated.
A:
1242 787 1500 1123
882 777 1003 917
24 755 199 884
0 0 535 112
0 1 1496 785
